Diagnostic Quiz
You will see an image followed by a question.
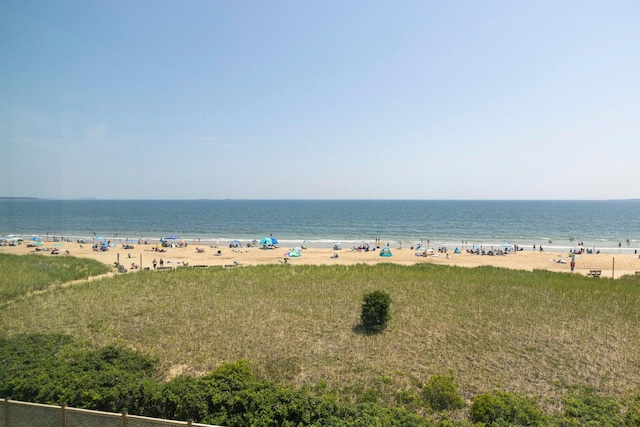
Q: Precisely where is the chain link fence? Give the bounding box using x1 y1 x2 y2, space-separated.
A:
2 399 220 427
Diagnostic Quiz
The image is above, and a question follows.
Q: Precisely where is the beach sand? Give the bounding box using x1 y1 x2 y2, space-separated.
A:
3 241 640 279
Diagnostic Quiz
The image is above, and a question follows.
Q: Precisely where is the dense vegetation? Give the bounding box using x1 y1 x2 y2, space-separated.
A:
2 253 640 425
3 334 640 426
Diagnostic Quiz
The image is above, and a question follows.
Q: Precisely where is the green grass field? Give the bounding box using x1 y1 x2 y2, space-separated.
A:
2 253 639 408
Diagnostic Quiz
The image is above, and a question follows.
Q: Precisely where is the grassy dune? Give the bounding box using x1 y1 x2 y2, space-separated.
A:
0 253 111 302
1 254 639 406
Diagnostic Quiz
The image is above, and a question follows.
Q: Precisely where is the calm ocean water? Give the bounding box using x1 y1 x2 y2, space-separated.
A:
1 199 639 252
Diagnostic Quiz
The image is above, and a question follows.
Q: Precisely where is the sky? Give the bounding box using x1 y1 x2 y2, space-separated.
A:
1 1 639 200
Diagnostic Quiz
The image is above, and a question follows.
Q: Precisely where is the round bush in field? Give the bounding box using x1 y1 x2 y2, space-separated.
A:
360 290 391 332
422 374 465 412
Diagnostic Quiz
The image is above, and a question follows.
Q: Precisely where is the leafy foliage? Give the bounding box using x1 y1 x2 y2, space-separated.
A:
558 386 624 426
422 375 465 412
0 333 158 412
4 334 640 426
469 390 547 426
360 290 392 332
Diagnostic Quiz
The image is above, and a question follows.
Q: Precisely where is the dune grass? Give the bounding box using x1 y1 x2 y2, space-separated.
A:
0 253 111 303
1 260 639 407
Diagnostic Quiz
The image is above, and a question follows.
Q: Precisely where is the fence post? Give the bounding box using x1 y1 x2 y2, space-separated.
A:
187 419 193 427
4 397 10 427
121 410 127 427
60 404 67 427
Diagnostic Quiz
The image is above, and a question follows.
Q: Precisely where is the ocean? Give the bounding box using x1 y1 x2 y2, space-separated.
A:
1 199 639 253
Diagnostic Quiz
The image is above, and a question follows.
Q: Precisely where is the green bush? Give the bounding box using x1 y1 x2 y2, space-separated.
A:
360 290 392 332
625 392 640 426
470 390 546 426
0 334 158 412
559 386 623 426
423 375 465 412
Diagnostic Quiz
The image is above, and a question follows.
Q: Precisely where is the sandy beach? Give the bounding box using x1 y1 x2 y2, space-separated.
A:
2 239 640 279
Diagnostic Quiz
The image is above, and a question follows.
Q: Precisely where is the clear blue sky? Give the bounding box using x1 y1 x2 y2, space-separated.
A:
1 1 639 199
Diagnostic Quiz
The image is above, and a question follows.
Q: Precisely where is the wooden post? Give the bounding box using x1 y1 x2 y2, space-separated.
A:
4 397 10 427
121 410 127 427
612 257 615 279
187 419 193 427
60 404 67 427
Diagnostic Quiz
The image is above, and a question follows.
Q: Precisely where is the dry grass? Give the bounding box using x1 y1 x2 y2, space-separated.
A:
1 262 639 405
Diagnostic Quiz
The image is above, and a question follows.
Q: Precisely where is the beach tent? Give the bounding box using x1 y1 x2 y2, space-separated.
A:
271 237 279 245
6 237 23 246
379 247 392 257
260 237 275 249
454 247 461 254
229 240 242 248
286 248 302 257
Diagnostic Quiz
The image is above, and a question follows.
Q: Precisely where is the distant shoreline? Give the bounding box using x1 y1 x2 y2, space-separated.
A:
2 197 640 201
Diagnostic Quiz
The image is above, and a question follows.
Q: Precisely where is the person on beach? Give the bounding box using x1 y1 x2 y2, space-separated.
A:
159 258 164 268
152 258 157 269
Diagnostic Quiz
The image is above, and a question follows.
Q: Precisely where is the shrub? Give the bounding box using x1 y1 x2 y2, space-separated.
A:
470 390 546 426
625 391 640 426
422 375 465 412
560 386 623 426
360 290 391 332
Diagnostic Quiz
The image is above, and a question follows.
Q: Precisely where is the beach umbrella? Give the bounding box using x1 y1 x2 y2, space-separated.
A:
271 237 278 245
96 236 105 240
30 236 41 241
